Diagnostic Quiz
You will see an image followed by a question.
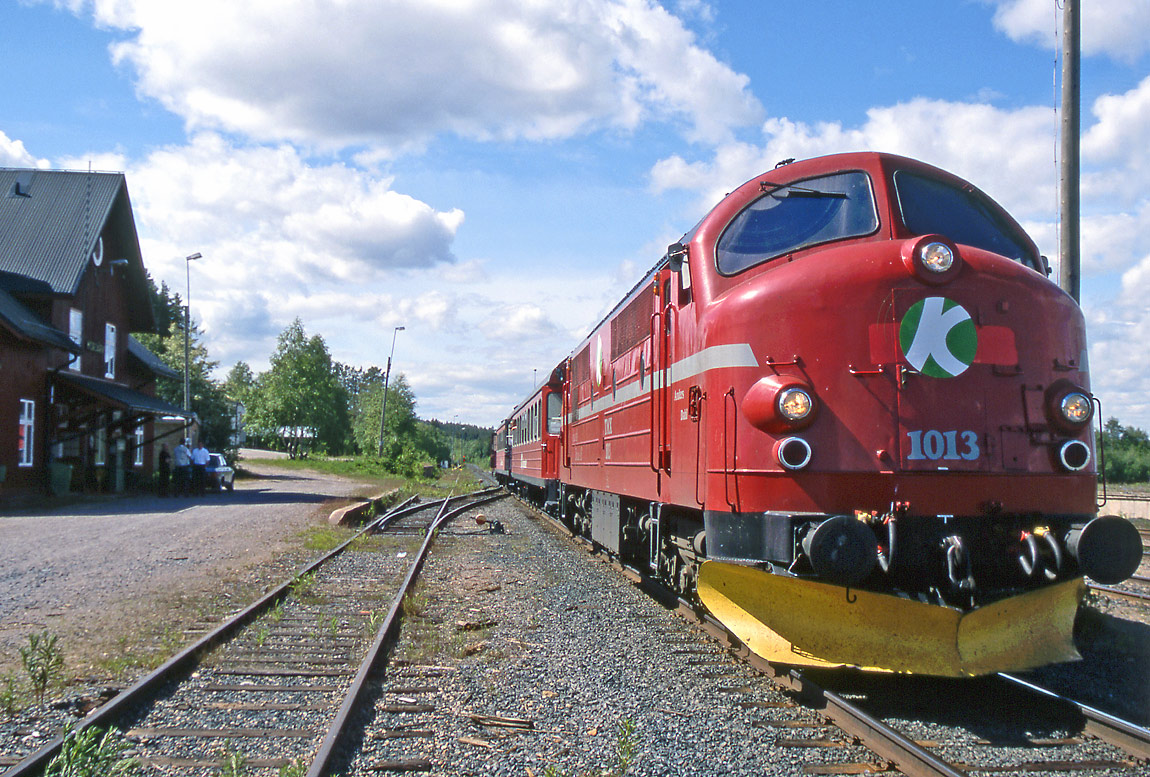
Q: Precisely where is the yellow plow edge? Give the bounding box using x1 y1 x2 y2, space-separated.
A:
697 561 1084 676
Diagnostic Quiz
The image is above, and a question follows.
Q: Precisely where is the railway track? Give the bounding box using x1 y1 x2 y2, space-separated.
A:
1 487 505 777
505 488 1150 777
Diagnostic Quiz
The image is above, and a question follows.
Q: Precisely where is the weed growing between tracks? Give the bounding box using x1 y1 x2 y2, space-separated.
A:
45 724 137 777
20 631 64 705
542 719 637 777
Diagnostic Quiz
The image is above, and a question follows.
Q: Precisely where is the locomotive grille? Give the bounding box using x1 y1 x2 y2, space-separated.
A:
572 346 591 387
611 284 654 361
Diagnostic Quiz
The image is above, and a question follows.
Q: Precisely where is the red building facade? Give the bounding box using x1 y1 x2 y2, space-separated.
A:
0 168 185 499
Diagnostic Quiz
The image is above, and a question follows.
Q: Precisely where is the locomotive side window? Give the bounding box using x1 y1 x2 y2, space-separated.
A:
893 171 1039 270
548 393 562 434
716 172 878 275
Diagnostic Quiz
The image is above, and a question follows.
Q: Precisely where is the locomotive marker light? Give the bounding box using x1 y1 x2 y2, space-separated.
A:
899 297 978 378
775 436 812 470
1058 440 1091 471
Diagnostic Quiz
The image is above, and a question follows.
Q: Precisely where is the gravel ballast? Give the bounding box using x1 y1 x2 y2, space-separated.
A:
338 497 881 777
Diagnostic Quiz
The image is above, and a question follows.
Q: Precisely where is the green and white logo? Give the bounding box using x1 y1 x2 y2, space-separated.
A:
899 297 978 378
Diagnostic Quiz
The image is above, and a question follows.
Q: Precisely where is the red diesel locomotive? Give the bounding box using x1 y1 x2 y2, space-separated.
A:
494 152 1143 676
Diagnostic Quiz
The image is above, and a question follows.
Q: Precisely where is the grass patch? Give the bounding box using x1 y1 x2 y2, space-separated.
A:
299 523 355 552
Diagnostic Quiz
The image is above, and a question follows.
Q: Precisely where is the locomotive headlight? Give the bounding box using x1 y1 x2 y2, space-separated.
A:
778 387 813 421
920 242 955 273
901 234 961 285
1060 392 1092 425
1046 381 1093 433
743 376 817 432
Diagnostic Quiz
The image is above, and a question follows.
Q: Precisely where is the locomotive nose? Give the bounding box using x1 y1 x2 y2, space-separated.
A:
801 515 878 586
1066 515 1144 585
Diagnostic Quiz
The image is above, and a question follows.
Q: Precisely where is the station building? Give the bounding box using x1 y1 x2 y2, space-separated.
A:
0 168 188 500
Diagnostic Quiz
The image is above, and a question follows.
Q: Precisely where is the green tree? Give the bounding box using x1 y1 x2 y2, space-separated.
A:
244 320 351 458
135 275 233 450
1099 418 1150 484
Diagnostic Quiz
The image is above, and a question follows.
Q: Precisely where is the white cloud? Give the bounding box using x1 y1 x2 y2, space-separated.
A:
126 134 461 290
0 131 49 168
63 0 759 151
652 99 1057 221
989 0 1150 62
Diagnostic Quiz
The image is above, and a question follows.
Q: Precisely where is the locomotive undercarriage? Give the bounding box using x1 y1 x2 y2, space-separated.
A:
531 480 1142 610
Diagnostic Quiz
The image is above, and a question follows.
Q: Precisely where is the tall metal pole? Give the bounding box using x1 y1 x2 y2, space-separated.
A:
1059 0 1081 303
183 252 201 415
377 326 405 457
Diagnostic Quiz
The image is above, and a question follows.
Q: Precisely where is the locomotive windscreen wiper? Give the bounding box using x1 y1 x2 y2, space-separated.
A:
759 178 848 199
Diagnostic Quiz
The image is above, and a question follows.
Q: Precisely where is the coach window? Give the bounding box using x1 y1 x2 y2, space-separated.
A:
893 171 1039 270
716 172 878 275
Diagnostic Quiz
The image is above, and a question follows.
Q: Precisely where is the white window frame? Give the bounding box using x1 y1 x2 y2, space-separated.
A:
134 425 144 466
69 308 83 371
104 322 117 378
18 399 35 467
93 428 106 467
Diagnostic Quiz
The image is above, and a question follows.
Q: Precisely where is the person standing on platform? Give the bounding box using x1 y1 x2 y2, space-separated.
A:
158 443 171 497
191 440 211 496
173 439 192 496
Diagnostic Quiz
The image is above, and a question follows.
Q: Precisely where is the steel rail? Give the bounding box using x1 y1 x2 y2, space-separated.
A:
0 493 441 777
1089 582 1150 604
686 604 968 777
998 673 1150 761
306 490 508 777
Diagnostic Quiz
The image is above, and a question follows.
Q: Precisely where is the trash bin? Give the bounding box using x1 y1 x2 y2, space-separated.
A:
49 462 73 496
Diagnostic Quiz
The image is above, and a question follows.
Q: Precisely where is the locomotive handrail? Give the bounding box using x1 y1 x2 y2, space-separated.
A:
723 387 737 509
649 310 661 473
562 361 572 469
660 302 676 473
1093 395 1106 508
695 388 707 507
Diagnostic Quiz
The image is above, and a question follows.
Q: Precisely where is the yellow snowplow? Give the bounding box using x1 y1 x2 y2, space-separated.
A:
697 561 1084 676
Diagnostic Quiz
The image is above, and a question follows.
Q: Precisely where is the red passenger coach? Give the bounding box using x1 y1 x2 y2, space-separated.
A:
496 152 1144 676
493 380 563 510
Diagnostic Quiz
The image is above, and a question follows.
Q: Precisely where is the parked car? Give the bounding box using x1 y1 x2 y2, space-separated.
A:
206 453 234 492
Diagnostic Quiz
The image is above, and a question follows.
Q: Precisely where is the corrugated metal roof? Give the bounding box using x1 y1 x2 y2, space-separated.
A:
0 285 79 352
127 334 179 380
0 169 125 296
55 371 187 417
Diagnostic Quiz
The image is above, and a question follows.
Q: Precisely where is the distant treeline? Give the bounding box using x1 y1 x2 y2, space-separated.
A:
1100 418 1150 484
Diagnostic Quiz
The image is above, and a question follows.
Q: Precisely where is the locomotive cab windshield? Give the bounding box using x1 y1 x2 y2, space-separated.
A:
716 171 878 275
893 170 1042 271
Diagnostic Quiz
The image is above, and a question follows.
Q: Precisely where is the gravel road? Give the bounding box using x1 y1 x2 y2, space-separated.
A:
0 460 372 676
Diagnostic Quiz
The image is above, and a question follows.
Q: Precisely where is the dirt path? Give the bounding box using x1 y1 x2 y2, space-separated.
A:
0 461 373 678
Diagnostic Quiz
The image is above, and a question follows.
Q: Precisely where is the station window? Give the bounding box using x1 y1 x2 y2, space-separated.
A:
69 308 83 371
134 425 145 466
104 323 117 378
18 399 34 467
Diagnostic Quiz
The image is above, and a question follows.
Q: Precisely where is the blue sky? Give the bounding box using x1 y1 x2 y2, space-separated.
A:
3 0 1149 429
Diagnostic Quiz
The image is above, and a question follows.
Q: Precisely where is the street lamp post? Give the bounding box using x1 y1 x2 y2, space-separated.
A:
377 325 405 457
183 252 201 415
